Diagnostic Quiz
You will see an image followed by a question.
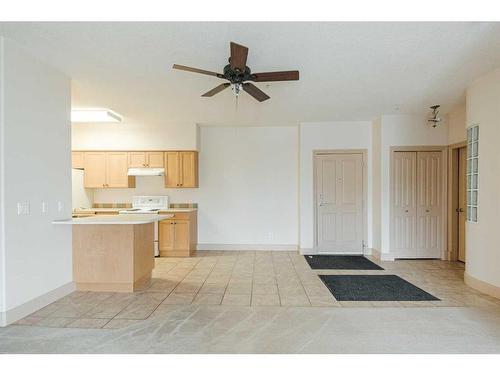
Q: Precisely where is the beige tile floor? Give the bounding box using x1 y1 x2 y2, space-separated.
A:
13 251 500 330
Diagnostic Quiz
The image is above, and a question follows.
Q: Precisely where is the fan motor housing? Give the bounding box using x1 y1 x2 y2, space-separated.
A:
223 64 252 83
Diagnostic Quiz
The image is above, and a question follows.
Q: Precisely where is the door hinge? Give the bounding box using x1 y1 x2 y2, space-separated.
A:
362 240 366 248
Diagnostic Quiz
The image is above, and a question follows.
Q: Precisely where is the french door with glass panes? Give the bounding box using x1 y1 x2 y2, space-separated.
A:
391 151 443 258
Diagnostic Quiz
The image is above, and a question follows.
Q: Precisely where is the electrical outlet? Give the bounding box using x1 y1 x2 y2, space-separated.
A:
17 202 30 215
41 201 49 215
57 201 64 212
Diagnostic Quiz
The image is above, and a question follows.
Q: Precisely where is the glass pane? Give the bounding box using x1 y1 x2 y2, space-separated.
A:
467 158 472 172
473 126 479 141
467 127 473 142
472 158 478 174
467 145 472 157
473 174 478 189
467 206 471 221
472 191 478 205
468 191 472 204
472 142 478 157
467 175 471 189
472 207 477 222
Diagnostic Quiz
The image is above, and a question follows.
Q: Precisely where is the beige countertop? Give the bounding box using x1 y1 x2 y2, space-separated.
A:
73 208 197 213
53 214 173 225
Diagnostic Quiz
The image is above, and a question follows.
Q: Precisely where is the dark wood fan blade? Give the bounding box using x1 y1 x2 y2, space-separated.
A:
230 42 249 72
173 64 223 78
251 70 299 82
243 83 270 102
202 83 231 97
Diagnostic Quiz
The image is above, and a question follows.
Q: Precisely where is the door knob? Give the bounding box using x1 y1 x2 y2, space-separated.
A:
405 210 409 213
426 209 430 213
459 208 464 212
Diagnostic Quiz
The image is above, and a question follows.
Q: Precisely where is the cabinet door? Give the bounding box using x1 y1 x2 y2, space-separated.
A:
416 151 442 258
174 221 190 250
159 220 175 251
72 151 84 169
391 151 417 257
147 152 164 168
83 152 107 188
106 152 130 187
165 152 180 187
179 151 198 187
128 152 147 168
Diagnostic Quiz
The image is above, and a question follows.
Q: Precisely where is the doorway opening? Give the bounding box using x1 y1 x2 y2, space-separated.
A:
313 150 367 255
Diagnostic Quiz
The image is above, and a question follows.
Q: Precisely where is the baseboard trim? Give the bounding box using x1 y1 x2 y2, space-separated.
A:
464 272 500 300
372 248 395 261
196 244 298 251
0 281 75 327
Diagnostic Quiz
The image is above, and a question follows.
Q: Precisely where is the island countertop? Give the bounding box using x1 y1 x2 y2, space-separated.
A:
53 214 173 225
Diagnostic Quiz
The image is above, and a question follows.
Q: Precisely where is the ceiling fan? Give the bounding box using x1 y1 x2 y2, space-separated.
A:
172 42 299 102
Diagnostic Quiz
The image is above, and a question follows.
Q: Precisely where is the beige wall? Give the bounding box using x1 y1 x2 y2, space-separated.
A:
447 103 466 145
371 118 382 253
465 67 500 291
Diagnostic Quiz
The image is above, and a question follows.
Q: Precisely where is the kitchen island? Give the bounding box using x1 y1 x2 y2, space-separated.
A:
53 214 172 292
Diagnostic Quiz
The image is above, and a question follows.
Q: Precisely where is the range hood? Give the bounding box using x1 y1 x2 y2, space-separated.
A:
127 168 165 176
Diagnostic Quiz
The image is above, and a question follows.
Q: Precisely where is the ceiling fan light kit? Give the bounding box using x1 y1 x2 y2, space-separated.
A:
173 42 299 102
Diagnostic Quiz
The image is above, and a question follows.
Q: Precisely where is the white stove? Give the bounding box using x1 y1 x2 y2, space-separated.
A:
119 196 169 256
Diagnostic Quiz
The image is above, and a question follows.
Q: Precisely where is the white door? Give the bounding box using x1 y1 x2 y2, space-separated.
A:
416 151 442 258
316 153 364 254
392 152 417 257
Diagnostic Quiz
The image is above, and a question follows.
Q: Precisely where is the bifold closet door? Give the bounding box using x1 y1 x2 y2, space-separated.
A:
392 152 417 257
416 151 442 258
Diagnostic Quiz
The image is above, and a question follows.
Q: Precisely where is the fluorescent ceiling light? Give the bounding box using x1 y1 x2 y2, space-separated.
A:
71 108 123 123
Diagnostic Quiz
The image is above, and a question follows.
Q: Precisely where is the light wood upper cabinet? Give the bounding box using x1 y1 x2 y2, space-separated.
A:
72 151 84 169
128 152 147 168
84 152 107 188
106 152 132 188
147 152 164 168
128 152 164 168
84 152 135 188
164 151 198 188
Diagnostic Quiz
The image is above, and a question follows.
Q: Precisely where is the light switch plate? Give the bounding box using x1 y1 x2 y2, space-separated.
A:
41 201 49 215
17 202 30 215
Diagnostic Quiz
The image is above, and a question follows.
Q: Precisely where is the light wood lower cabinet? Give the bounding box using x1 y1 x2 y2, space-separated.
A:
158 211 197 257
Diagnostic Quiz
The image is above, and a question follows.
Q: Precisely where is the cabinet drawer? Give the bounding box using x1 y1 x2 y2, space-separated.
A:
160 212 191 220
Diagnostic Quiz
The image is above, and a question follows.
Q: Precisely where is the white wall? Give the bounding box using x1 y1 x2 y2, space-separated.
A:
465 67 500 291
86 125 299 249
447 104 466 145
72 169 94 209
72 121 198 150
299 121 373 251
379 114 448 255
0 38 73 325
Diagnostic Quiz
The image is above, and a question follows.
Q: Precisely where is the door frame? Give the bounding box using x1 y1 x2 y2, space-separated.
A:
447 141 467 261
389 146 448 260
313 149 368 255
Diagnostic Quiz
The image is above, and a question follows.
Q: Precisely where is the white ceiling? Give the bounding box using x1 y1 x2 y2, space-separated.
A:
1 22 500 126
